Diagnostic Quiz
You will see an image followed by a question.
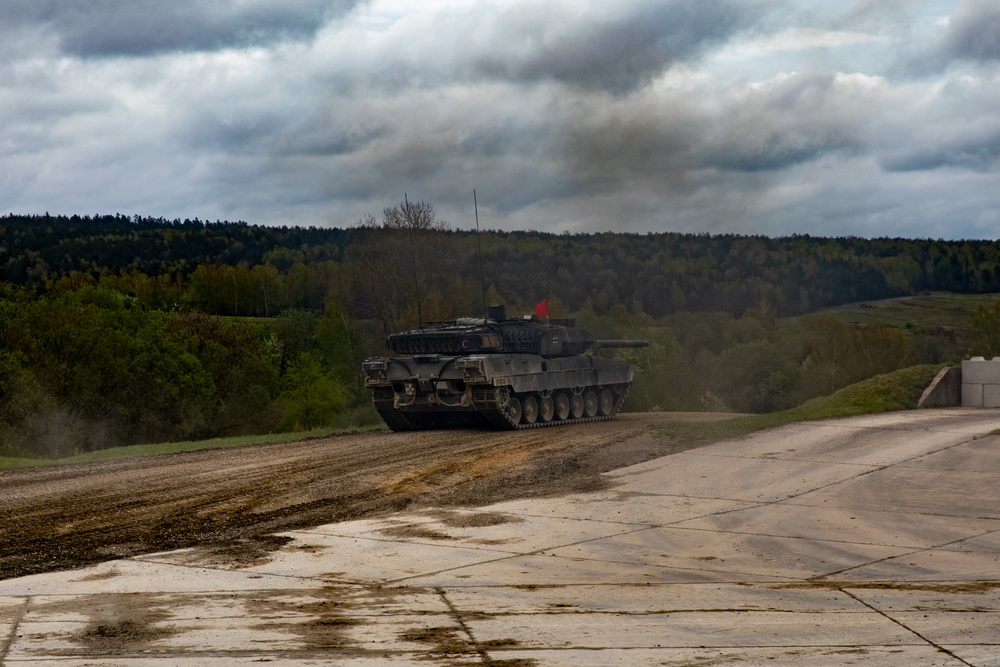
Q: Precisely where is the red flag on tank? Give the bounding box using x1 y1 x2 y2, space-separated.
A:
534 299 548 317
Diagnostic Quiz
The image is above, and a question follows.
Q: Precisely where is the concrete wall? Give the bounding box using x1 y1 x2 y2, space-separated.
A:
962 357 1000 408
918 366 962 408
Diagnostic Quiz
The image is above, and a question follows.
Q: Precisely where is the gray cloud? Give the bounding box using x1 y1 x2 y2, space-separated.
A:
1 0 998 241
558 70 879 205
943 0 1000 63
0 0 360 58
472 0 766 94
875 72 1000 174
881 132 1000 172
709 72 875 171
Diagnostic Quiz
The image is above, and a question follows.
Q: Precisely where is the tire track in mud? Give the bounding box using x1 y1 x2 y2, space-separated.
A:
0 413 721 581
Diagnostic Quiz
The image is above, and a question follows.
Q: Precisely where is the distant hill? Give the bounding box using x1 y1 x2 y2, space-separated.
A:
805 292 1000 331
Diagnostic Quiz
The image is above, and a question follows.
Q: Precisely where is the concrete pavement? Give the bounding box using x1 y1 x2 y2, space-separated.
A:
3 408 1000 665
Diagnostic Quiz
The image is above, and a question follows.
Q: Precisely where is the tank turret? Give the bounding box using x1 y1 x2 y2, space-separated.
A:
385 304 648 357
363 304 648 431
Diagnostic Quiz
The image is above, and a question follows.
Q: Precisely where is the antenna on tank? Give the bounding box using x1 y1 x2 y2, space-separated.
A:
473 189 488 318
404 192 423 327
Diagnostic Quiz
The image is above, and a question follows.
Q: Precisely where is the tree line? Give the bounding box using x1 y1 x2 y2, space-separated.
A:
5 213 1000 321
0 284 370 458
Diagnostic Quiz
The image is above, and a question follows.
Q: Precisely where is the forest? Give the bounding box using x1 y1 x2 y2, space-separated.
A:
2 210 999 458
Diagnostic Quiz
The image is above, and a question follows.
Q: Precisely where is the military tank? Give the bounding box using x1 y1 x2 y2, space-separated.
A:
362 304 648 430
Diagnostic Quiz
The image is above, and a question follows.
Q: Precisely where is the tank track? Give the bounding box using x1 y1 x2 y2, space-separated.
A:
372 387 419 431
373 384 630 432
472 384 631 430
372 387 487 431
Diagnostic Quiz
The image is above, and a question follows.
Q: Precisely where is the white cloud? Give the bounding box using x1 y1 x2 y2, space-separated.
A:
715 27 886 61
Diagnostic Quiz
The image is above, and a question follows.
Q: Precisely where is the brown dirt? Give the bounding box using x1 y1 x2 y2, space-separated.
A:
0 412 734 581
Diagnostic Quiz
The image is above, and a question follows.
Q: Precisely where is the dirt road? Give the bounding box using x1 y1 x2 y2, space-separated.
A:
0 413 725 581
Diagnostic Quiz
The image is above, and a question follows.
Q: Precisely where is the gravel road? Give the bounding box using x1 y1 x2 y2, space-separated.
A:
0 413 725 581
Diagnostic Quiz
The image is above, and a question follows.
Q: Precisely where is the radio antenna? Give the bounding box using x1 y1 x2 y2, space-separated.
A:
473 189 488 317
403 193 423 327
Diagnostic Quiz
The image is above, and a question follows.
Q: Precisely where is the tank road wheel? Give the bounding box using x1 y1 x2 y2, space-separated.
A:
570 393 585 419
555 392 571 421
583 389 599 418
507 397 523 424
598 388 614 416
539 395 555 423
522 395 539 424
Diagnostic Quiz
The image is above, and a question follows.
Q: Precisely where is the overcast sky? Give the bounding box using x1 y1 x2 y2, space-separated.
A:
1 0 998 239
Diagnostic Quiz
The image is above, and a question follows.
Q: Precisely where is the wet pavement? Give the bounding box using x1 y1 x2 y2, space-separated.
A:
3 408 1000 665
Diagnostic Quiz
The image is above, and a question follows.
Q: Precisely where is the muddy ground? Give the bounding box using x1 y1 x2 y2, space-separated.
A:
0 413 733 582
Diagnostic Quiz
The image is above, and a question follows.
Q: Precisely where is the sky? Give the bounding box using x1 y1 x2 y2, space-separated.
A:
1 0 998 239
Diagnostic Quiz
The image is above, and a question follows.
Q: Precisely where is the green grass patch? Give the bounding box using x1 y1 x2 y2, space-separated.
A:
807 292 1000 330
0 424 384 470
655 364 946 446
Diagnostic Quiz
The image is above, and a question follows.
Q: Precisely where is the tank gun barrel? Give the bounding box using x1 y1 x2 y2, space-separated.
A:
590 340 649 349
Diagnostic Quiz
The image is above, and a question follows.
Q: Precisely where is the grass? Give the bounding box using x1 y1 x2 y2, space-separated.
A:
654 364 947 447
0 424 384 470
807 292 1000 330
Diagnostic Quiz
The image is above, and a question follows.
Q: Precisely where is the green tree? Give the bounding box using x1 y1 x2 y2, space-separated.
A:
183 265 228 313
276 353 348 431
316 299 368 400
617 328 702 412
271 309 320 376
0 350 45 456
717 340 800 413
801 317 855 395
164 311 280 436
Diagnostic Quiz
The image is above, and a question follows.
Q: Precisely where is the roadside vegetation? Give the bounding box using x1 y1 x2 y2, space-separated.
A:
653 364 945 448
3 210 999 460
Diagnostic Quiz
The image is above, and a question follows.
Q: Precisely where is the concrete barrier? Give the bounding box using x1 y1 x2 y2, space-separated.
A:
961 357 1000 407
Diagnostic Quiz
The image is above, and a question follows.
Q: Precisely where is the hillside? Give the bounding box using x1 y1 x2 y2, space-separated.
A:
809 292 1000 331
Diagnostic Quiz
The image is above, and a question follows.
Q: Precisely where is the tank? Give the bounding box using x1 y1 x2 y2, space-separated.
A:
362 304 648 430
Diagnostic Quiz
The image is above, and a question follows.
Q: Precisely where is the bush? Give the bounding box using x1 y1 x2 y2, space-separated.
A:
277 353 349 431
